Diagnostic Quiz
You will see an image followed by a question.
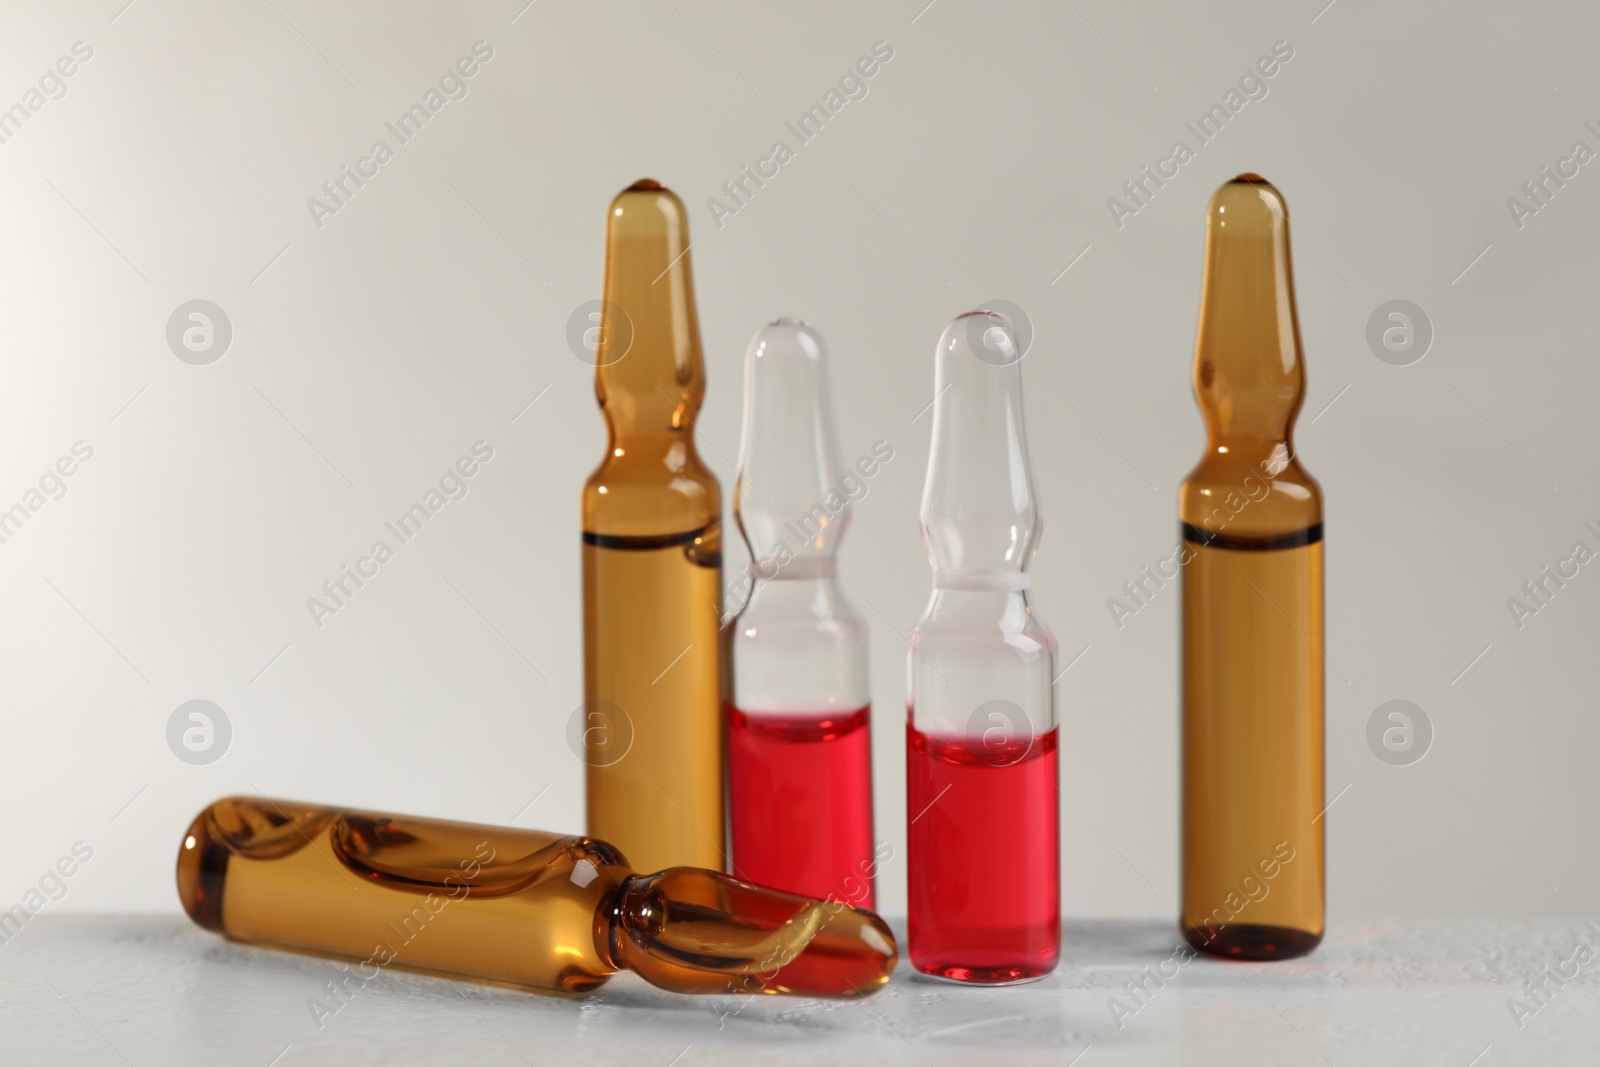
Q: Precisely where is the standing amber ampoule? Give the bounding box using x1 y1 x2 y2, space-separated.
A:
1180 175 1324 960
583 180 724 874
177 797 896 997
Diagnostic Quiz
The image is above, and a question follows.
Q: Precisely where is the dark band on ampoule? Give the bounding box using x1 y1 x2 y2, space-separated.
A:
1181 522 1322 552
582 523 713 551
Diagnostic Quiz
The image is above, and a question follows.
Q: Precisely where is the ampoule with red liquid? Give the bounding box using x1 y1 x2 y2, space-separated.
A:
726 319 878 908
906 312 1060 984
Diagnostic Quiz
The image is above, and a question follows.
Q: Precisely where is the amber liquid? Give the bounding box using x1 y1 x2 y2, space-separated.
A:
583 180 725 874
1181 533 1325 958
177 796 630 993
1180 176 1325 960
178 797 895 997
583 528 725 873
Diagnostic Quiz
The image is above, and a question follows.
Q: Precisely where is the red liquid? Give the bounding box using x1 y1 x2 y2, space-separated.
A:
906 722 1060 983
727 705 876 908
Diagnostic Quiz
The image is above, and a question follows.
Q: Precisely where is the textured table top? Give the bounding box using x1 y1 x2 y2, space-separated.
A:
2 916 1596 1065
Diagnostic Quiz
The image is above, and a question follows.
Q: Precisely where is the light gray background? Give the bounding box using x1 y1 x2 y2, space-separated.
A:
1 0 1595 924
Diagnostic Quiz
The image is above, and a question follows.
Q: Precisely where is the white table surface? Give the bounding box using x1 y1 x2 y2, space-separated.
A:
2 916 1595 1065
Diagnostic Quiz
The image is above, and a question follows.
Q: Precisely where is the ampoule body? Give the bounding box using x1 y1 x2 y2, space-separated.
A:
906 312 1059 984
582 179 724 874
178 796 897 997
726 319 877 906
1180 175 1325 960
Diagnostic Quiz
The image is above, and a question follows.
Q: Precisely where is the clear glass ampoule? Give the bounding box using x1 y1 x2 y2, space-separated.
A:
727 319 876 907
583 179 724 874
177 796 897 997
1180 175 1325 960
906 312 1059 984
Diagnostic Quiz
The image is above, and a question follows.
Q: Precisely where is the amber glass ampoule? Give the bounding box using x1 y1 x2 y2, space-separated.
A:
583 180 724 874
177 797 896 997
1180 175 1325 961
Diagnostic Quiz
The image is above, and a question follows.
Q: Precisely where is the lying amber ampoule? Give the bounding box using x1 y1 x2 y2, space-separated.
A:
1180 175 1325 960
177 797 896 997
582 179 725 874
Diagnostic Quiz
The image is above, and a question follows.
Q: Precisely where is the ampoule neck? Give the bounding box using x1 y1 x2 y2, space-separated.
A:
922 580 1041 626
1193 175 1305 444
920 312 1041 575
595 179 706 439
735 318 851 566
738 567 849 617
1182 176 1321 538
599 867 897 996
602 433 699 466
1200 434 1297 472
